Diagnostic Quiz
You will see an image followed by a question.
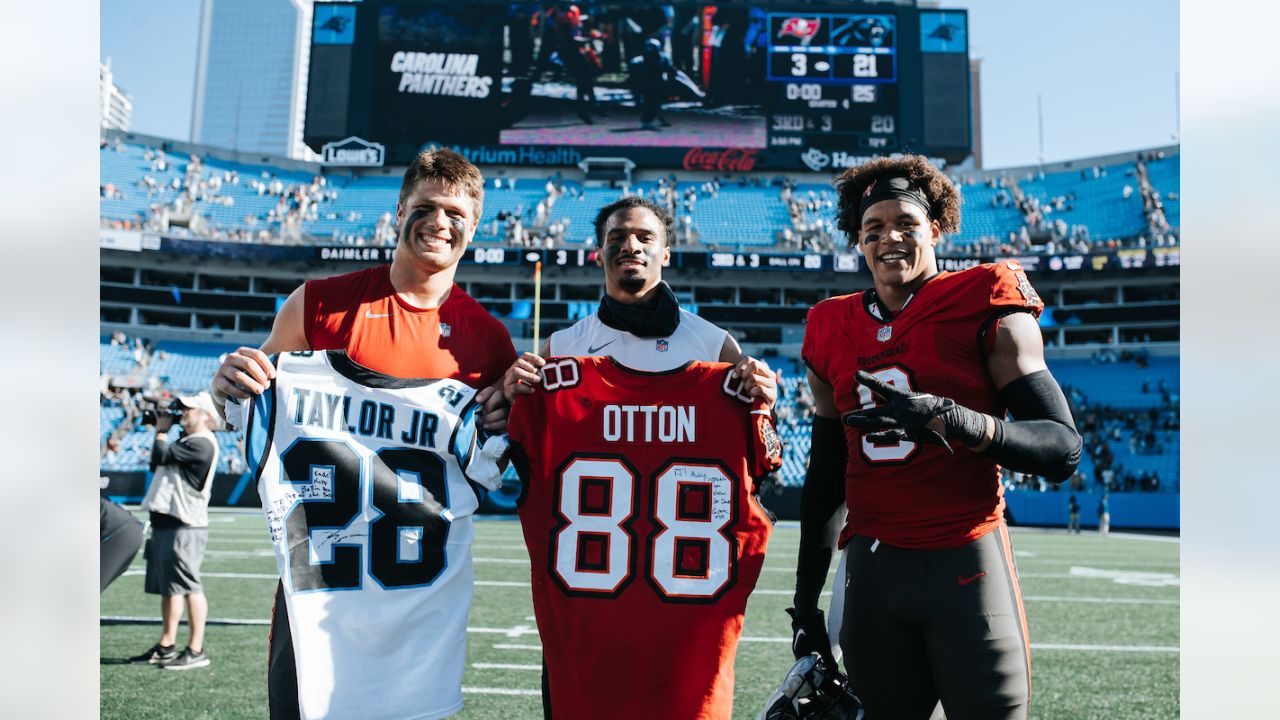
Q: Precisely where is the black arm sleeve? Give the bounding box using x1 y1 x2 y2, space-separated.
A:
985 369 1082 483
153 436 218 492
793 415 848 612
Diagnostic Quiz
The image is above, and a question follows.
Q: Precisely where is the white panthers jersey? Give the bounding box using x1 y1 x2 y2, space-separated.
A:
548 308 728 370
226 351 502 720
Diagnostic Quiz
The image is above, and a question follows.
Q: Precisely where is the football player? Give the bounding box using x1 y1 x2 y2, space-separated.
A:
789 155 1081 719
210 148 516 719
502 195 776 406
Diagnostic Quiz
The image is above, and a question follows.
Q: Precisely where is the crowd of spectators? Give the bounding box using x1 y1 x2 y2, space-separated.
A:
100 140 349 245
773 374 817 435
780 180 838 253
937 161 1181 259
488 175 581 248
1002 350 1179 495
102 140 1180 257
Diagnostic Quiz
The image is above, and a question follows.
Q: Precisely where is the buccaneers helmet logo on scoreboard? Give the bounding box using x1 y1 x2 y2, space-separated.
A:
778 17 821 44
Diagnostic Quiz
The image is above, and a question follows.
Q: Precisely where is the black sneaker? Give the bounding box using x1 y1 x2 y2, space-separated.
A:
161 647 209 671
128 643 178 665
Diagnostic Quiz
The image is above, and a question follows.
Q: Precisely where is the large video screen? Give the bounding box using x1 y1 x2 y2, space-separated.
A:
304 2 971 170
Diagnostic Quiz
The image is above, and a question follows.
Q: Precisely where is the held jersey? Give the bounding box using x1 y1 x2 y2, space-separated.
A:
304 265 516 385
506 356 782 720
548 308 728 371
226 351 502 720
803 261 1044 550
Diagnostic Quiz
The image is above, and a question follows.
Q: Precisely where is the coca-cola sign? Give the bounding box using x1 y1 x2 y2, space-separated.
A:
682 147 760 172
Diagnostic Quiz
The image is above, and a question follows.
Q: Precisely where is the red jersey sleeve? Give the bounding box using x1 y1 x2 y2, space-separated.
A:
988 260 1045 316
801 298 840 387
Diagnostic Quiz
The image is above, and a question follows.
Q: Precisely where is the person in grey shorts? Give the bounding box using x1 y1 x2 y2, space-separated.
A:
100 496 143 592
128 392 221 670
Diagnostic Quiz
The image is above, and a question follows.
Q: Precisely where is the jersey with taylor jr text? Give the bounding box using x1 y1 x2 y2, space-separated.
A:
803 260 1045 550
226 351 503 720
506 356 782 720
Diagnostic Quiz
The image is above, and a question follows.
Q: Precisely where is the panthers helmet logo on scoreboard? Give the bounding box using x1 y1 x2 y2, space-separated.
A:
778 17 821 43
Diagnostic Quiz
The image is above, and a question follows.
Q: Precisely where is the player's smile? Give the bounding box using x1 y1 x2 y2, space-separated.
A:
412 224 455 253
877 249 911 264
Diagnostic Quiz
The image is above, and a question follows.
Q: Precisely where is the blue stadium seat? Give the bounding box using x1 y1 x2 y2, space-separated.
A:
100 337 139 375
1017 162 1146 241
950 180 1025 244
148 341 240 395
101 404 125 445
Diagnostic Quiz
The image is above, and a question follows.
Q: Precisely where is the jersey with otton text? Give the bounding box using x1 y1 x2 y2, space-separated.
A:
506 356 782 720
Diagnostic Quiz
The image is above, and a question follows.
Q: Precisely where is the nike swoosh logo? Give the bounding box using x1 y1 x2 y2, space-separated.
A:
957 571 987 586
586 340 615 354
365 311 392 319
792 628 805 653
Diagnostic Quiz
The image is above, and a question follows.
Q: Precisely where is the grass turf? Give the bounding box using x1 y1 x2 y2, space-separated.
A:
101 511 1179 719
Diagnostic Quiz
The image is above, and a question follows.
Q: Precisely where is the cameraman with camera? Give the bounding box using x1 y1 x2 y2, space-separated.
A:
128 392 220 670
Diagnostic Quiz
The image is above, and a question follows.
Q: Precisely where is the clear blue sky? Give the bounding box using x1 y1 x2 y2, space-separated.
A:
100 0 1179 169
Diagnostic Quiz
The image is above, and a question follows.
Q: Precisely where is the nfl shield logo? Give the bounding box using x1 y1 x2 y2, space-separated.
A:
876 326 893 343
656 338 669 352
439 322 452 338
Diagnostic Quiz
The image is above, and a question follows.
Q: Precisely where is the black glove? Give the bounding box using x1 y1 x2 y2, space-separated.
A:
787 607 837 669
841 370 989 452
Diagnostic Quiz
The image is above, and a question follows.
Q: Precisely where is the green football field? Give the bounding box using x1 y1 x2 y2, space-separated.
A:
100 510 1179 719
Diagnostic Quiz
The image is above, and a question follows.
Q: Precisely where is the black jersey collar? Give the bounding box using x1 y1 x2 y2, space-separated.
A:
325 351 438 388
861 273 941 323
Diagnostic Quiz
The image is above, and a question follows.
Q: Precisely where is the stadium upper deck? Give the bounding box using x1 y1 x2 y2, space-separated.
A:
100 130 1179 256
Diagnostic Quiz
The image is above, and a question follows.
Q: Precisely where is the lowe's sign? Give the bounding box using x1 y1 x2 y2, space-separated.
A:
321 136 386 167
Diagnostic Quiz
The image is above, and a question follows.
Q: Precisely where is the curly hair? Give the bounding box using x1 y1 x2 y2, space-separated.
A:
833 154 961 247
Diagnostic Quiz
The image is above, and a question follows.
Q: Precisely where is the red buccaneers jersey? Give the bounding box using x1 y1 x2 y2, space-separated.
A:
304 265 515 386
803 261 1044 550
506 357 782 720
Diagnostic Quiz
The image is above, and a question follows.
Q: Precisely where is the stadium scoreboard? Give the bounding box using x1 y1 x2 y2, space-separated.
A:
305 1 971 171
764 12 902 154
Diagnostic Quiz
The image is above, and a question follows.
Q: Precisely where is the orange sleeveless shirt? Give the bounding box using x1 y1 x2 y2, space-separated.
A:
303 265 515 388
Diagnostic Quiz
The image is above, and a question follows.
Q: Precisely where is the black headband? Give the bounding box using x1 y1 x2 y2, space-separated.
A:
857 176 931 224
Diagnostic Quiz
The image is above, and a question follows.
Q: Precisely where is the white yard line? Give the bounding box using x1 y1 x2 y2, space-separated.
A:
1034 643 1179 653
123 569 277 579
472 663 541 671
100 616 1179 654
120 571 1177 605
102 615 271 626
204 549 277 558
1024 595 1177 605
461 687 541 696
